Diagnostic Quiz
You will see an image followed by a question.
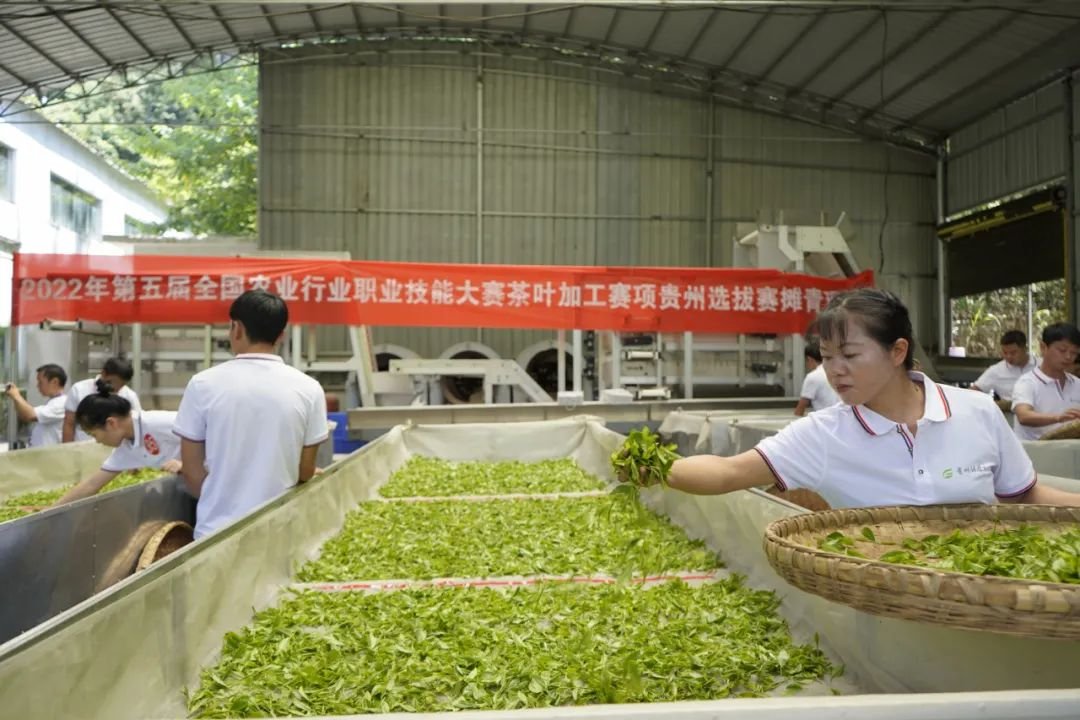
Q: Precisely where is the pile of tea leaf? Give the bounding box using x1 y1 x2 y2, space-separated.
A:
188 579 837 717
379 457 605 497
192 455 840 717
819 525 1080 584
0 467 168 524
296 496 718 582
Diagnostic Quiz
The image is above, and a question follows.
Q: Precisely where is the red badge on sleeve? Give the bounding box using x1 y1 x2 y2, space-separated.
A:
144 433 160 456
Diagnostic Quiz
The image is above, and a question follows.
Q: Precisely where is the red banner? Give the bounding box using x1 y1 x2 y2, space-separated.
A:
13 254 872 333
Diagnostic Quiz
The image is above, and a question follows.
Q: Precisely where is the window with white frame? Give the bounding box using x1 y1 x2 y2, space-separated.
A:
50 175 100 239
0 144 12 202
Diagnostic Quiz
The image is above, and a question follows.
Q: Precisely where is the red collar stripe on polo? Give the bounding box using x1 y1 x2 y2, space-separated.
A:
851 406 876 436
894 425 914 456
996 473 1037 499
753 448 787 491
936 385 952 419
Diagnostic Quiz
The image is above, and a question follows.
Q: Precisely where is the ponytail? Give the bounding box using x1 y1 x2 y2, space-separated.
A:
75 380 133 431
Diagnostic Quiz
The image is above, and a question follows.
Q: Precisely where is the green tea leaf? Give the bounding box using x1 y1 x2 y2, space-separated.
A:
189 580 838 716
1 468 166 523
297 496 719 582
611 428 679 488
823 525 1080 584
379 457 604 497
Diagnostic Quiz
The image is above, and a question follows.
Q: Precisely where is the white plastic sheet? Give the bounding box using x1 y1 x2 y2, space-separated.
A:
657 410 792 456
0 417 1078 720
1023 440 1080 480
0 441 111 501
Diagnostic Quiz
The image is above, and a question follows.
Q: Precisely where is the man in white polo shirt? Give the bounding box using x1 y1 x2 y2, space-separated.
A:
63 357 142 443
1012 322 1080 441
971 329 1037 401
173 290 328 538
4 364 68 447
794 342 839 416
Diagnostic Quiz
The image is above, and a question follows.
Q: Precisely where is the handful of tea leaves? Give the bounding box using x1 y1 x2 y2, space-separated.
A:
611 428 679 488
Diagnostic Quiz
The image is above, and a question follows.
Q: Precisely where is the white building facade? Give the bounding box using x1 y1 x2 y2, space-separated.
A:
0 103 167 324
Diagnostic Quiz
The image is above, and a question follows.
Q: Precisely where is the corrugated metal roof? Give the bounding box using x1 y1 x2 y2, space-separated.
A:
3 2 1080 151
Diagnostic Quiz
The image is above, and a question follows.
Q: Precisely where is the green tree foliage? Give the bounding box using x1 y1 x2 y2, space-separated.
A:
39 62 257 236
951 279 1066 357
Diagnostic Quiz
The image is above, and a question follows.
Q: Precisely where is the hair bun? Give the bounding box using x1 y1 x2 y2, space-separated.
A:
94 377 115 395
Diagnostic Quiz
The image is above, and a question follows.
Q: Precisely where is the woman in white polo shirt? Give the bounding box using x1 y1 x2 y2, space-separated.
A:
631 289 1080 509
52 380 182 506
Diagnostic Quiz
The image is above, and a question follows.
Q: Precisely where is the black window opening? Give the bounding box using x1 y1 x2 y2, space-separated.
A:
940 186 1066 299
939 187 1068 358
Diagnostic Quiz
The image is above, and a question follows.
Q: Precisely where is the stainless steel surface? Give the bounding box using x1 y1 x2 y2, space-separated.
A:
0 450 344 667
346 397 795 432
0 476 195 646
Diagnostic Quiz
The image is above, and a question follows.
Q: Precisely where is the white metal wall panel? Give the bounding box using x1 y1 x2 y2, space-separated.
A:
711 106 936 342
261 48 936 358
946 82 1067 214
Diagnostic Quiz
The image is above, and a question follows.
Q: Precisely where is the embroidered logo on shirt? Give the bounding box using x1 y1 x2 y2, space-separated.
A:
942 464 992 479
144 433 160 455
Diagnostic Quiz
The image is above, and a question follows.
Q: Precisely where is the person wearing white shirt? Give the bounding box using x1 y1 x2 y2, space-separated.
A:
971 329 1037 401
619 289 1080 509
1011 323 1080 441
794 343 839 416
174 290 329 539
63 357 141 443
53 381 182 506
4 364 68 447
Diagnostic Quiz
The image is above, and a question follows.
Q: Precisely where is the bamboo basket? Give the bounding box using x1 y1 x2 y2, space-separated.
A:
1040 421 1080 440
136 520 194 571
763 504 1080 640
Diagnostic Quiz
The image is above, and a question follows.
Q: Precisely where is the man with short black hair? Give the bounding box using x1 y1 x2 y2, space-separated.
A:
5 363 68 447
1012 323 1080 440
971 329 1037 401
63 356 141 442
173 290 328 538
794 342 838 416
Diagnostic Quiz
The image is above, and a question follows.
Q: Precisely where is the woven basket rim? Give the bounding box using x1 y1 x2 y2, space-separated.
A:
136 520 194 571
1040 421 1080 440
765 503 1080 593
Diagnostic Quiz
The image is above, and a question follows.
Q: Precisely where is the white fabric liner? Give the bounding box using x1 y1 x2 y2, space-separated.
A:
1023 439 1080 480
0 417 1078 720
0 441 111 502
658 410 792 456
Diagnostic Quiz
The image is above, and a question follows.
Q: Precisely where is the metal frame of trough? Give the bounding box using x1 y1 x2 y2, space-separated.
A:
0 475 195 646
347 397 796 433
